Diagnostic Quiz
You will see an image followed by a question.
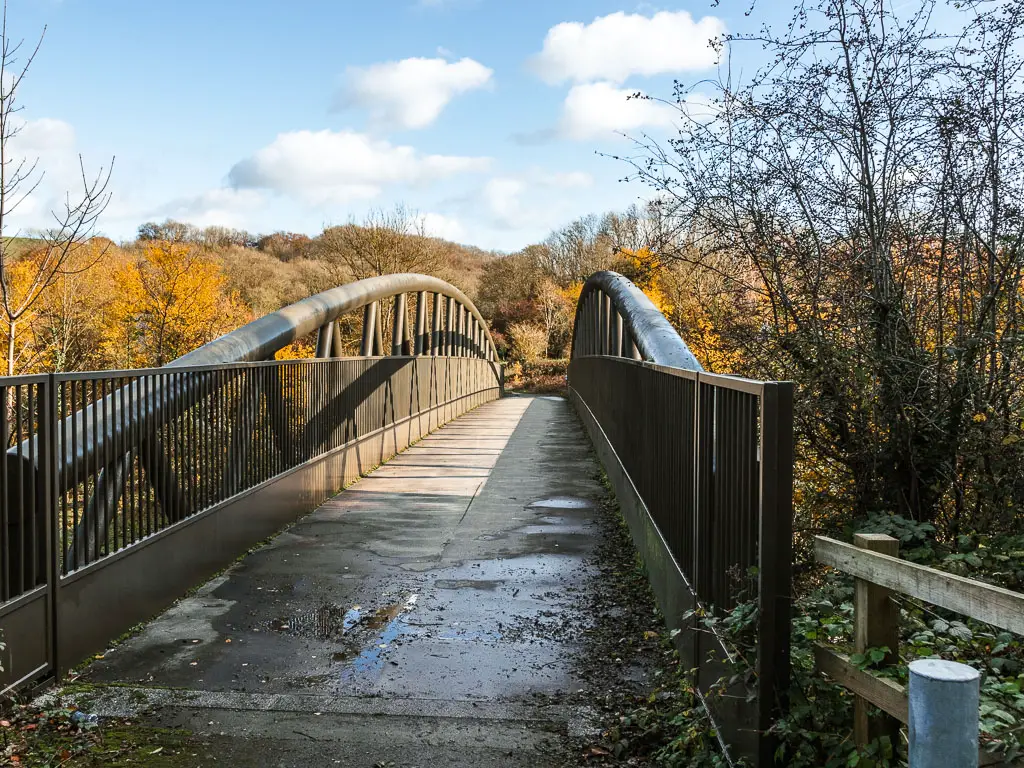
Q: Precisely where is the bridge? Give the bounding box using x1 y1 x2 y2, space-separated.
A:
0 272 792 766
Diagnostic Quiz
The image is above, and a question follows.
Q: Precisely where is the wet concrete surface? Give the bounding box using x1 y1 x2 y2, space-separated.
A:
74 395 610 767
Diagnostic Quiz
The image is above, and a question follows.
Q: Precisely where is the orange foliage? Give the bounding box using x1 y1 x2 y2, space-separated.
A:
101 241 249 368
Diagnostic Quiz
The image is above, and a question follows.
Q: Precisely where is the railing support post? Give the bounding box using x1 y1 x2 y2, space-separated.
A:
391 294 407 357
315 323 334 358
598 292 606 356
909 660 980 768
414 291 427 355
457 304 466 357
756 381 794 766
373 302 384 356
589 294 598 358
360 303 377 357
854 533 901 750
402 302 415 356
431 293 442 355
613 313 623 357
331 321 344 357
446 297 456 356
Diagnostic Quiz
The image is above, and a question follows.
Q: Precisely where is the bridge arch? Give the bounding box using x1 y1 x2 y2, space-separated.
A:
569 269 702 370
173 273 498 366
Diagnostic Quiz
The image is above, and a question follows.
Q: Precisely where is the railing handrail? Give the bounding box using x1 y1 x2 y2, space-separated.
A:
570 270 703 371
813 534 1016 763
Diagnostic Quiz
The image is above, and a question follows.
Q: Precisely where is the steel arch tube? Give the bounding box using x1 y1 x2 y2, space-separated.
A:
173 273 497 366
570 270 703 371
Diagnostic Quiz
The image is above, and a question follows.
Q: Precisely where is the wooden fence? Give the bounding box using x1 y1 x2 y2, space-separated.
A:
814 534 1024 766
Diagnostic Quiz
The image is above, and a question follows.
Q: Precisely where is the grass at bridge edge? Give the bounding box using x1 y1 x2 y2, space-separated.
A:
555 424 731 766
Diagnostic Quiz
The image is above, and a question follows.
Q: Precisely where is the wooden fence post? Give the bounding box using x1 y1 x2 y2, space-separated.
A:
853 532 902 750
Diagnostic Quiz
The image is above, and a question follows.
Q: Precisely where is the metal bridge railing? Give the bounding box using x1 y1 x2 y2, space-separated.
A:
0 274 502 694
568 270 794 767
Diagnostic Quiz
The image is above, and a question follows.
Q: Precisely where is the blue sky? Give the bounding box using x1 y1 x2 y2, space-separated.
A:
7 0 749 251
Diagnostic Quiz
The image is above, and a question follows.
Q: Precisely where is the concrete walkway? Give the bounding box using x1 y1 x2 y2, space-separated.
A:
75 396 608 767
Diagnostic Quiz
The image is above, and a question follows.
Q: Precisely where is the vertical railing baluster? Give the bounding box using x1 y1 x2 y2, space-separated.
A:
143 375 152 537
129 376 138 543
117 378 127 550
155 372 165 529
200 370 208 509
26 385 36 587
56 381 66 573
0 385 8 596
89 380 99 564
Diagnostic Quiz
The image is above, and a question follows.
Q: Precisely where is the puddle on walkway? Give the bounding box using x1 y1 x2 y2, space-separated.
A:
267 593 420 682
528 496 595 509
338 594 419 681
268 605 352 641
268 595 417 639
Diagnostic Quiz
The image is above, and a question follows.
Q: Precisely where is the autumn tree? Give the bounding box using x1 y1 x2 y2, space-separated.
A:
314 205 445 284
214 245 306 319
0 4 112 375
102 241 247 368
627 0 1024 534
256 231 312 261
136 220 193 244
31 238 119 372
540 215 614 284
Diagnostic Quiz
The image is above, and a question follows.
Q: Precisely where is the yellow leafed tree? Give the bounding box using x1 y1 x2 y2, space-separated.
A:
101 241 248 368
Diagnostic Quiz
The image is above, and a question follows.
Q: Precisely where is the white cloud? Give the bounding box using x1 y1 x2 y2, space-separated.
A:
482 169 595 229
420 212 466 241
150 188 267 230
4 117 111 233
560 82 679 140
483 177 527 225
546 170 594 188
12 117 76 156
530 10 724 85
339 57 493 129
228 129 490 204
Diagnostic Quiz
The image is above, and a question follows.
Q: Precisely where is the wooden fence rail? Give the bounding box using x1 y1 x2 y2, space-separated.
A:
814 534 1024 766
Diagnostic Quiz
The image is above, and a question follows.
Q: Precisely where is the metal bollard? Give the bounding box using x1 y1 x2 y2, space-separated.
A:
908 659 980 767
